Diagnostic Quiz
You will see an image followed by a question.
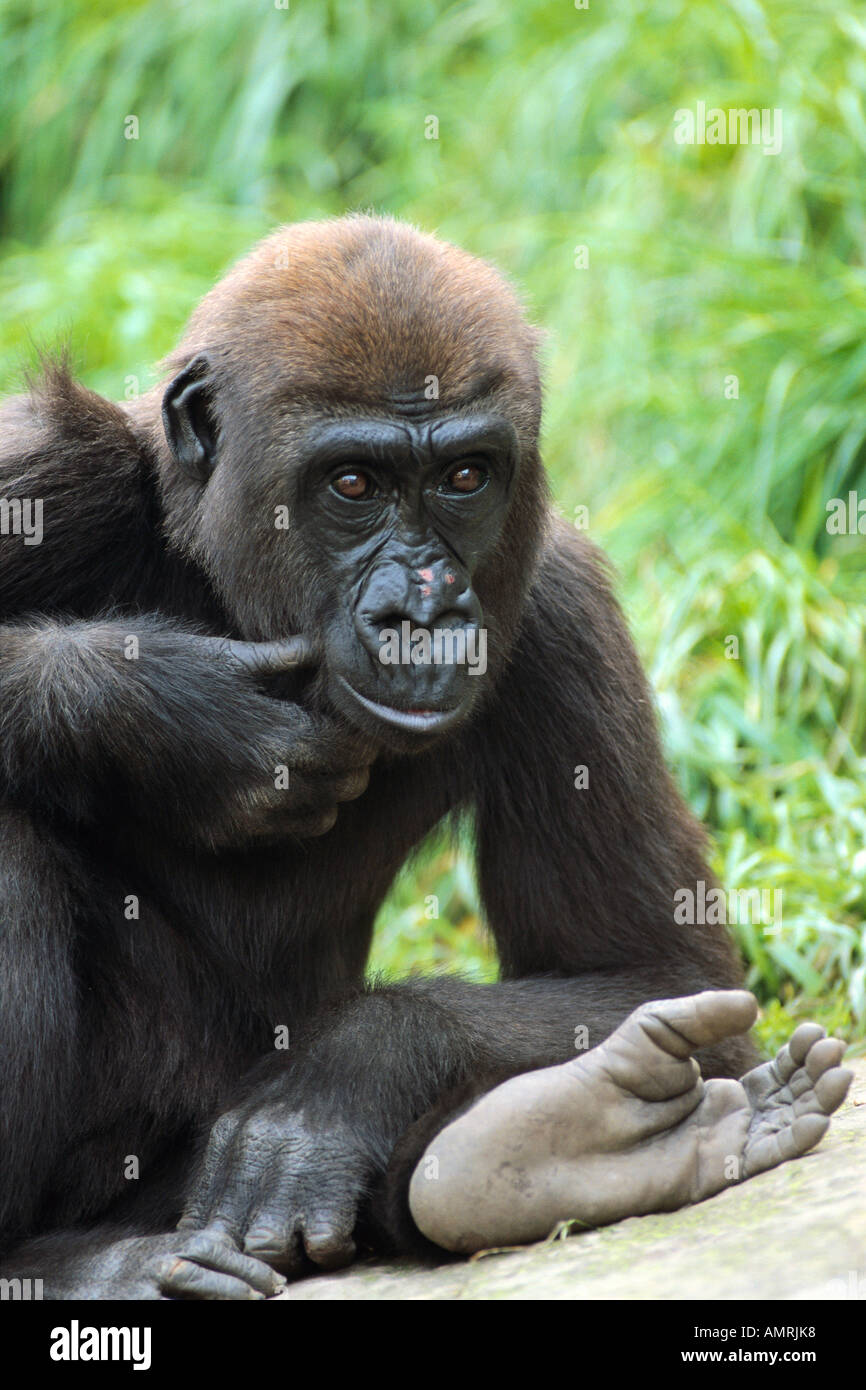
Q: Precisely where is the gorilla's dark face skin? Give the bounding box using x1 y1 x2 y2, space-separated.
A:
298 411 518 743
163 355 521 752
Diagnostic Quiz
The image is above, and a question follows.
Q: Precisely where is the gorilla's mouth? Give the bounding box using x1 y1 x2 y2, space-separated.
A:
336 676 472 735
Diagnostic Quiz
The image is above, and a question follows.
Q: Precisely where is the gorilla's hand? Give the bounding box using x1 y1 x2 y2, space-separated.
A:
194 634 377 845
0 618 375 843
178 1101 375 1275
53 1230 286 1300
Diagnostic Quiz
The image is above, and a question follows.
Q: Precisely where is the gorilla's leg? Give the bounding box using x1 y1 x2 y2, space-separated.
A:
408 991 852 1253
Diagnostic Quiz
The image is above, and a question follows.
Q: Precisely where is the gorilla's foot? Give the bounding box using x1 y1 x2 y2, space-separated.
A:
408 991 852 1254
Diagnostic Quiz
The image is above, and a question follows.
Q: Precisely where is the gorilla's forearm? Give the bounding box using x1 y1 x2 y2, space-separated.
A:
0 616 266 826
0 617 366 842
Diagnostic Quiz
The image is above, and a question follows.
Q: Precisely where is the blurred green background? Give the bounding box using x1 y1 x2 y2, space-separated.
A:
1 0 864 1050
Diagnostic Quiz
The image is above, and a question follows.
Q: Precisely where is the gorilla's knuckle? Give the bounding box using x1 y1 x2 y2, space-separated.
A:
304 1226 353 1261
295 805 339 837
234 785 281 831
334 767 370 802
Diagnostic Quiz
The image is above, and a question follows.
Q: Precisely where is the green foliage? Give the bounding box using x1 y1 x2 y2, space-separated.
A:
370 824 497 983
639 541 866 1037
0 0 863 1039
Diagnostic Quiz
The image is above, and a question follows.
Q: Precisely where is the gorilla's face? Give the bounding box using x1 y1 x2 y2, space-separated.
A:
298 411 518 746
161 357 521 751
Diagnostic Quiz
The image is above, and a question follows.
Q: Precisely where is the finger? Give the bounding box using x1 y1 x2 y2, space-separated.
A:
202 635 320 675
179 1231 287 1295
177 1113 239 1229
158 1257 266 1300
187 1126 291 1242
244 779 323 841
178 1176 227 1231
289 806 339 837
766 1044 796 1086
243 1215 305 1274
178 1186 247 1243
332 767 371 802
194 1211 247 1246
301 1210 357 1271
314 723 378 772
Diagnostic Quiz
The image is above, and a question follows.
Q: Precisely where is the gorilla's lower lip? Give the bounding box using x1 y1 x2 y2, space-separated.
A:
337 677 470 734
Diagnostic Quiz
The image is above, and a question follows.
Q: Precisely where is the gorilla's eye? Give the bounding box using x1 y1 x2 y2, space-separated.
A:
331 471 374 500
443 462 487 495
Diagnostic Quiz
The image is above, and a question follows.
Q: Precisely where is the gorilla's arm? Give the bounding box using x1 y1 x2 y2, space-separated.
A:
0 616 370 845
181 522 755 1268
474 518 742 989
0 377 373 846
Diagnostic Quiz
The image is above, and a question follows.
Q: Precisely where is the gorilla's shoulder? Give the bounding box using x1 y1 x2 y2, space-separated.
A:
0 359 150 498
526 510 621 630
0 361 163 616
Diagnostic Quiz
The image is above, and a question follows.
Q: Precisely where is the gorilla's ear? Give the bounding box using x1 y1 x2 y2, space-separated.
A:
162 353 218 480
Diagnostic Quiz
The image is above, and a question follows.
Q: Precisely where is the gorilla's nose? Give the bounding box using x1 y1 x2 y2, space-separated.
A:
355 558 480 659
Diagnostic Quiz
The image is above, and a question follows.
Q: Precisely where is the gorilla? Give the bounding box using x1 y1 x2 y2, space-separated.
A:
0 216 850 1296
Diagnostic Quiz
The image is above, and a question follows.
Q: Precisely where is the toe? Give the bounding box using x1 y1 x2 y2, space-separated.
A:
789 1111 830 1155
814 1066 853 1115
697 1077 749 1123
678 990 758 1046
639 990 757 1057
804 1037 845 1080
788 1022 826 1065
744 1109 829 1176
